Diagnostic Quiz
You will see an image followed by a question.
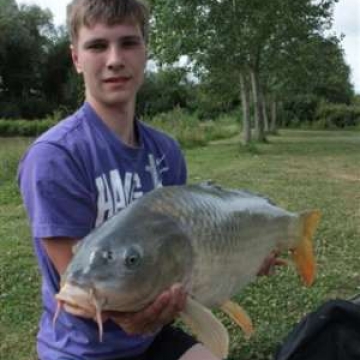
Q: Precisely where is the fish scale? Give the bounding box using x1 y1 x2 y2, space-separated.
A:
122 185 301 305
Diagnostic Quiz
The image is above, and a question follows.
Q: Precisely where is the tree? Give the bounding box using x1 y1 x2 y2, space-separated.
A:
137 66 194 116
149 0 339 142
0 1 54 117
265 34 353 125
42 26 81 111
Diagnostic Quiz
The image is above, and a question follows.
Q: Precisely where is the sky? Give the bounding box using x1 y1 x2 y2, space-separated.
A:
17 0 360 93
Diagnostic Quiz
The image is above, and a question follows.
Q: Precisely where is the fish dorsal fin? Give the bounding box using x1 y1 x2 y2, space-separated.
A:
198 179 215 186
197 180 222 191
220 300 254 339
180 297 229 359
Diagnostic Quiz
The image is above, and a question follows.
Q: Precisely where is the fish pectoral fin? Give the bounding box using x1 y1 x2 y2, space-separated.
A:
180 297 229 359
220 300 254 339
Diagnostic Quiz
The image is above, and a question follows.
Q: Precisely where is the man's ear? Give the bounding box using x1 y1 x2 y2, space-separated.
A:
70 44 82 74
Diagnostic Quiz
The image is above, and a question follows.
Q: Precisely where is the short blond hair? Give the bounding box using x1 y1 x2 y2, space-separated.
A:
67 0 150 44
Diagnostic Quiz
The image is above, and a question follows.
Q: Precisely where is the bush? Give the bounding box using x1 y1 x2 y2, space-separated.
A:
314 102 360 129
0 119 57 137
0 101 22 119
0 96 54 120
149 108 207 148
19 96 54 119
147 108 238 148
282 95 319 126
0 108 239 149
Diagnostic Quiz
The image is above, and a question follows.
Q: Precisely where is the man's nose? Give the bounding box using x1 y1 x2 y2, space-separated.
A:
106 45 124 69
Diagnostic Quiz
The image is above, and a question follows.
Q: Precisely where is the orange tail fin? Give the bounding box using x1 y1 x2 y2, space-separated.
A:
291 210 321 286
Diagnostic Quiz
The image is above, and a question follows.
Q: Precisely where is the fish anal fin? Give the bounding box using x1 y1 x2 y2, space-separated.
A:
180 297 229 359
220 300 254 339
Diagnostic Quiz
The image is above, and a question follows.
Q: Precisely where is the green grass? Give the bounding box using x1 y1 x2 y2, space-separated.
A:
185 129 360 358
1 129 360 360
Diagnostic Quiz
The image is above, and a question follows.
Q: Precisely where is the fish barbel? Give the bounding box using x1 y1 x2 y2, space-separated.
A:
55 182 321 358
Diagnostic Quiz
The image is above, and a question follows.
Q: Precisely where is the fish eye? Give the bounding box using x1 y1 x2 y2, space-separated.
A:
124 246 142 269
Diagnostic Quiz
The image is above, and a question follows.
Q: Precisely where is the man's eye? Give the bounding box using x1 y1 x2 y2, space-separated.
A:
87 43 107 51
122 40 140 48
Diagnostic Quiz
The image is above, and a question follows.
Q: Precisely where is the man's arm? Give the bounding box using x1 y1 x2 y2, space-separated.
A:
42 237 79 275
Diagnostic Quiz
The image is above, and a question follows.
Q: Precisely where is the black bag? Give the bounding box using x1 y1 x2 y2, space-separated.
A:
274 299 360 360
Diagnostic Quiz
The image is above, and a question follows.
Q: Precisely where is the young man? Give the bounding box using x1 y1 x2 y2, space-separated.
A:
18 0 219 359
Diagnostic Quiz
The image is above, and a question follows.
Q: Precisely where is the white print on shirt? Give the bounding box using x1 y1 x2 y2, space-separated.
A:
145 154 169 189
95 154 169 226
95 170 142 226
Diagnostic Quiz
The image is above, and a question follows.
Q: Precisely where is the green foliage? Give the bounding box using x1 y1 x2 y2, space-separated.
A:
282 94 320 126
0 119 57 137
150 0 348 113
0 3 81 119
138 69 240 121
147 108 239 148
137 67 194 116
267 34 353 104
42 28 84 114
149 109 200 148
191 81 240 120
0 101 22 119
0 0 355 129
0 1 55 118
314 102 360 129
0 109 239 148
0 96 55 120
352 94 360 106
281 96 360 130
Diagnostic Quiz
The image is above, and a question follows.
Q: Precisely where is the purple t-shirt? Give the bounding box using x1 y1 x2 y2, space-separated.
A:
18 102 187 360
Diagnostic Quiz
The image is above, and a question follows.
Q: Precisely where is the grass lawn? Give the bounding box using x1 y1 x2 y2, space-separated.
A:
1 129 360 360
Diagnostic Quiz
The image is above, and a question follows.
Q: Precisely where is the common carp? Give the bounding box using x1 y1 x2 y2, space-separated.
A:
55 182 320 358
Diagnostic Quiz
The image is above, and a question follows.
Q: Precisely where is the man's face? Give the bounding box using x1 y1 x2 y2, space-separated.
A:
71 21 147 108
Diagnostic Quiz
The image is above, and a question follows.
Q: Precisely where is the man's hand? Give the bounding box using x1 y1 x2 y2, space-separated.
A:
103 283 187 335
257 250 288 276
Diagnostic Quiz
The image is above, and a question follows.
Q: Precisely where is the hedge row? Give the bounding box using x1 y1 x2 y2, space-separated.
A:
315 102 360 128
1 103 359 138
0 109 239 150
0 119 57 137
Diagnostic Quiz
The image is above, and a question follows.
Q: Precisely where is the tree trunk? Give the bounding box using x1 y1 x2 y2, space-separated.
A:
261 90 269 133
269 96 278 134
239 71 251 144
250 67 266 142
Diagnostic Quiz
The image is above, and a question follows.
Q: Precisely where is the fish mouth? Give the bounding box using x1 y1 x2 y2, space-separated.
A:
54 282 107 341
54 282 152 341
54 280 164 341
